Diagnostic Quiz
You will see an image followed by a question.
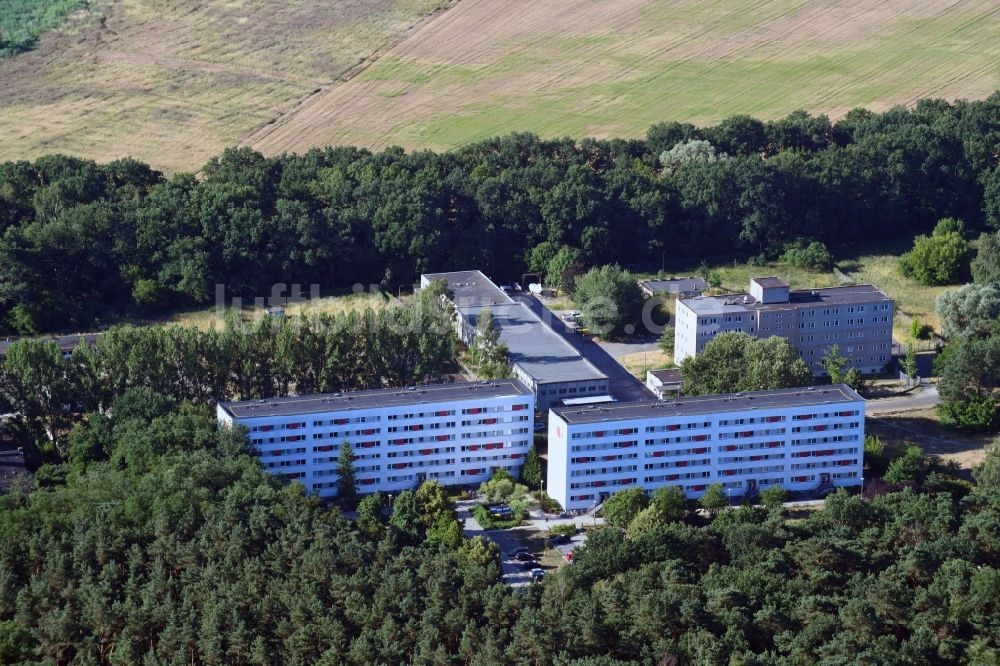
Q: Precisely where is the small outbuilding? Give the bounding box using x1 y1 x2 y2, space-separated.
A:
639 276 708 299
646 368 683 398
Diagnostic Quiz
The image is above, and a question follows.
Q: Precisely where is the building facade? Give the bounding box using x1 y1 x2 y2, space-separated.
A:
217 380 535 498
421 270 609 410
547 385 864 511
674 278 894 375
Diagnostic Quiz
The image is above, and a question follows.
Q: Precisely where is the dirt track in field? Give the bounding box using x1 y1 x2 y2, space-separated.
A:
246 0 1000 155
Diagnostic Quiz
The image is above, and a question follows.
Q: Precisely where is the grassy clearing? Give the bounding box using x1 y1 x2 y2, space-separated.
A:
250 0 1000 155
867 408 996 473
144 292 394 331
618 349 672 378
656 238 975 344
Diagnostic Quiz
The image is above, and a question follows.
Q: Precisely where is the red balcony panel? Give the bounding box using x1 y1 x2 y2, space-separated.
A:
437 435 449 442
334 418 348 425
651 451 664 458
360 478 376 485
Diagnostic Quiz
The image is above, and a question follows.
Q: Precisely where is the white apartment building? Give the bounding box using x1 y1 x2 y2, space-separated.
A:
674 278 894 375
547 385 864 511
217 380 535 498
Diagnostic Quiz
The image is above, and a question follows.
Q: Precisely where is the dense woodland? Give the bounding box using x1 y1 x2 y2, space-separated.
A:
2 96 1000 332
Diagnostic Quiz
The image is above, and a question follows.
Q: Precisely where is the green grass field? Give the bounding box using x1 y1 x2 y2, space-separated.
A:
250 0 1000 156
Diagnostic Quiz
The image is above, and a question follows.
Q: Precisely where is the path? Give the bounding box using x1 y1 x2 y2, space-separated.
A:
865 384 940 414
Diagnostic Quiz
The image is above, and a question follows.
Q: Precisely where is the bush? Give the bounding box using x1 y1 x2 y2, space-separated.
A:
781 240 833 270
548 523 577 537
472 504 521 530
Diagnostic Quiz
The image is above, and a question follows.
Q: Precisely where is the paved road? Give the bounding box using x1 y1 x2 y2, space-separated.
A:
512 294 656 403
457 500 537 586
865 384 940 415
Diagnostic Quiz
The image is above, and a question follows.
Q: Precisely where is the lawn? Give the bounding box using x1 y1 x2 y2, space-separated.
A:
144 292 395 331
653 237 974 344
618 349 672 379
248 0 1000 156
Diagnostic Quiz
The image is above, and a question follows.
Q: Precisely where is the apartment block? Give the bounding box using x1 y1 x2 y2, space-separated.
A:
547 385 864 511
217 380 535 497
421 270 609 410
674 277 894 375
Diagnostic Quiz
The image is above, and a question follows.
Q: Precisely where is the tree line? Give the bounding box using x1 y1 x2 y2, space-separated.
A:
0 283 456 460
933 222 1000 430
2 95 1000 333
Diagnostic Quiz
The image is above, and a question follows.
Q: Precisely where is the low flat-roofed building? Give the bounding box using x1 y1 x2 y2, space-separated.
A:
218 379 535 497
639 276 708 299
674 278 894 375
547 384 864 511
646 368 683 398
421 271 609 410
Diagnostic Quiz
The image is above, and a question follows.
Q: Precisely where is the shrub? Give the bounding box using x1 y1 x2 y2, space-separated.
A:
781 240 833 270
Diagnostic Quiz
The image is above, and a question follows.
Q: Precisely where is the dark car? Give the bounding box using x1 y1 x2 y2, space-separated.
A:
530 568 545 581
520 559 539 570
508 547 529 558
549 534 571 545
514 551 536 562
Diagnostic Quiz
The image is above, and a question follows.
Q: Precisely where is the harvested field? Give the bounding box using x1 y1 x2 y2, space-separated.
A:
0 0 453 173
248 0 1000 155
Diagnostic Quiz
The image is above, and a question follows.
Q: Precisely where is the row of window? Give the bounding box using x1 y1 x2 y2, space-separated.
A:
567 469 862 501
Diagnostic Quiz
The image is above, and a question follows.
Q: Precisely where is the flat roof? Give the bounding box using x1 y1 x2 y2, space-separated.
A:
462 303 607 384
680 284 892 316
552 384 863 424
220 379 533 419
751 276 789 289
640 277 708 294
648 368 682 383
422 270 514 307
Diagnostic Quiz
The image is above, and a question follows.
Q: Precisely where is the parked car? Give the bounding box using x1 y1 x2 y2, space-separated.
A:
520 559 539 570
534 422 546 432
500 285 513 293
549 534 571 545
514 551 536 562
530 568 545 581
508 547 529 558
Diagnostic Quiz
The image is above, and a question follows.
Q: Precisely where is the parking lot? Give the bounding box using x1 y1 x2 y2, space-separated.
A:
457 500 600 586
